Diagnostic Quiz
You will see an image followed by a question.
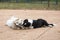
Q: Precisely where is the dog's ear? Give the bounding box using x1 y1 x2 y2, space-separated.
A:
24 19 28 23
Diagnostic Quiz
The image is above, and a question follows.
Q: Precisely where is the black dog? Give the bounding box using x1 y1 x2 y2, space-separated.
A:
23 19 54 29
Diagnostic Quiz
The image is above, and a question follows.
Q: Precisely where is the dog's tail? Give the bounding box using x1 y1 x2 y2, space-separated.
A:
48 24 55 28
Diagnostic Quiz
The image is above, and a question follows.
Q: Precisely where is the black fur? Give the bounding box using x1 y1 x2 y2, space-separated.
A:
32 20 38 28
36 19 54 27
23 19 54 28
23 19 31 27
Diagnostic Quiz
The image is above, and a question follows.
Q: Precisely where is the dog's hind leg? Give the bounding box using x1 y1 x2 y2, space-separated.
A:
43 20 54 28
44 22 54 28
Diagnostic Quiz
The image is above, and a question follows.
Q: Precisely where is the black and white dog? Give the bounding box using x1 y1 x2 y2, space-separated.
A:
23 19 54 29
6 16 54 30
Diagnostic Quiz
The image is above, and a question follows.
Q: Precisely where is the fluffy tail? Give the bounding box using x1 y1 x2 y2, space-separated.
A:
48 24 54 28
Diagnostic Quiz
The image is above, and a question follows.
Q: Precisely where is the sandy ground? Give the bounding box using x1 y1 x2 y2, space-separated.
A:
0 10 60 40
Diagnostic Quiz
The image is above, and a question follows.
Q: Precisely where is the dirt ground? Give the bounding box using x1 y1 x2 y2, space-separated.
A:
0 10 60 40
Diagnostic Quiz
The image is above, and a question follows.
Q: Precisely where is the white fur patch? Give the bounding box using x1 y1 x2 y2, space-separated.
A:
49 24 56 28
29 26 34 29
28 19 33 27
28 19 33 24
6 16 18 28
49 25 53 28
53 24 56 26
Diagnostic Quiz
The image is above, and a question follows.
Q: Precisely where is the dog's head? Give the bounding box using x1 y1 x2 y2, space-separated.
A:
23 19 31 27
